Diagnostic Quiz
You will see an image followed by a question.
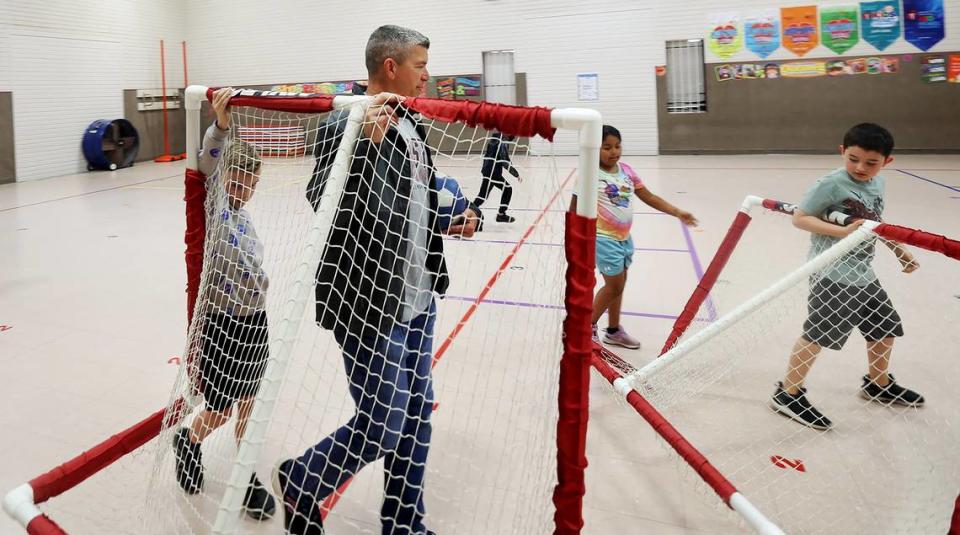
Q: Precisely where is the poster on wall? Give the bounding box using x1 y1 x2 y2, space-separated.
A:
903 0 945 51
861 1 902 50
577 73 599 101
882 56 901 73
715 62 782 80
782 6 820 56
708 13 743 59
780 61 827 77
821 5 860 54
270 82 355 95
305 82 355 95
436 77 456 99
736 64 767 79
455 76 482 97
745 11 781 58
826 56 899 75
921 55 947 82
715 64 735 81
948 54 960 82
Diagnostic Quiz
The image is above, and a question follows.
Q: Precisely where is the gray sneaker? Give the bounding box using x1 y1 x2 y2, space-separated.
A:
603 328 641 350
592 324 600 344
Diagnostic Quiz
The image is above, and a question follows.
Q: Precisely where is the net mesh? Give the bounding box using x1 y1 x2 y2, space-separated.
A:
37 95 574 534
630 209 960 534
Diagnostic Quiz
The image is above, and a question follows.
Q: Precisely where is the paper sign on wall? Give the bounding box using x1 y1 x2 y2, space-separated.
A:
921 55 947 82
745 11 781 58
782 6 820 57
948 54 960 82
577 73 599 101
821 5 860 54
781 61 828 77
861 1 902 51
708 14 743 59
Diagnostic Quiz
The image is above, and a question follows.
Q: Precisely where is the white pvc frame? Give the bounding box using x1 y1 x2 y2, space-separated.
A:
639 210 879 382
182 86 603 534
2 484 39 531
619 195 882 535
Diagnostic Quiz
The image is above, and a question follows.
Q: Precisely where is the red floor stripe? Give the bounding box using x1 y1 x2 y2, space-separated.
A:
432 168 578 366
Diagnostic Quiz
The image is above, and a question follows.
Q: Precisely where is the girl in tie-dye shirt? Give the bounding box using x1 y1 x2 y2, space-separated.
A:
573 125 698 350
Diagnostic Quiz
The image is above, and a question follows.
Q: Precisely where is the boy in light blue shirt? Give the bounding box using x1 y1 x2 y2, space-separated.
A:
770 123 923 430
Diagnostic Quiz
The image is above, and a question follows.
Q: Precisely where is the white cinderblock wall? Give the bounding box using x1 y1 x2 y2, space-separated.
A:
3 1 959 179
2 0 186 181
184 0 660 156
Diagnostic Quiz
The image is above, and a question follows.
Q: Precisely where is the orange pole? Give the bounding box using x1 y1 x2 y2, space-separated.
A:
182 41 189 87
178 40 189 158
155 39 184 162
160 40 170 156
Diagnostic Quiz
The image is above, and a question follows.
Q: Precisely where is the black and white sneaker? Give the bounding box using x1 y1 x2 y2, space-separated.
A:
770 382 833 430
172 427 203 494
272 459 324 535
860 374 925 407
243 473 276 521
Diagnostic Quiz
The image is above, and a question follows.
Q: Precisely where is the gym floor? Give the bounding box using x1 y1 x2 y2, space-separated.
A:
2 154 958 533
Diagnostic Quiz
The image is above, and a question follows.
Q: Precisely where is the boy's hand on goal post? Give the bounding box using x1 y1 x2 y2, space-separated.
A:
363 92 404 144
212 87 234 130
885 240 920 273
901 252 920 273
838 218 866 236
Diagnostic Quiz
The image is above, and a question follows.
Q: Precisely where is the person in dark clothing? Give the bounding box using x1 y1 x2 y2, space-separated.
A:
272 24 480 535
475 131 521 223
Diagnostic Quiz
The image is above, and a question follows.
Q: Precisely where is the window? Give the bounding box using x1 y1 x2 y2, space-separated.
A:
665 39 707 113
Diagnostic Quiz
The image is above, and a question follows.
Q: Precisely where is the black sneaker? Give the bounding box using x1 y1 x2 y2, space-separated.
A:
495 213 515 223
770 382 833 430
860 374 925 407
243 473 277 521
272 459 324 535
172 427 203 494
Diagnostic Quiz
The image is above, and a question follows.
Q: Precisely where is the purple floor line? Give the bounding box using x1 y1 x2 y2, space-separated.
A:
896 169 960 194
506 207 667 216
442 294 710 322
442 236 687 253
681 221 719 322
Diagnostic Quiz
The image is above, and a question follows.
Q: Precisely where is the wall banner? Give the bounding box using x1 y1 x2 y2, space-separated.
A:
782 6 820 56
745 11 781 58
861 1 902 51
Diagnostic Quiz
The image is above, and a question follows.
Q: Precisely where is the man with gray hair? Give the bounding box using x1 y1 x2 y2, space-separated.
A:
272 25 480 535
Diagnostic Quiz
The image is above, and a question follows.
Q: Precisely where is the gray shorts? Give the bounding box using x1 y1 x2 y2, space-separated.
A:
802 278 904 350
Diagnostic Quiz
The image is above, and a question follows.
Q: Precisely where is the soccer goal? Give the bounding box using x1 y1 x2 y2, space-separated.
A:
595 194 960 534
3 87 608 534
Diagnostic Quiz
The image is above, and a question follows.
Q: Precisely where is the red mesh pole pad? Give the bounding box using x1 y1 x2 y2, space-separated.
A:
28 406 173 503
950 494 960 534
184 168 208 397
552 212 596 534
207 87 336 114
590 349 738 504
25 515 66 535
660 210 753 355
874 224 960 262
405 98 556 141
184 168 206 324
